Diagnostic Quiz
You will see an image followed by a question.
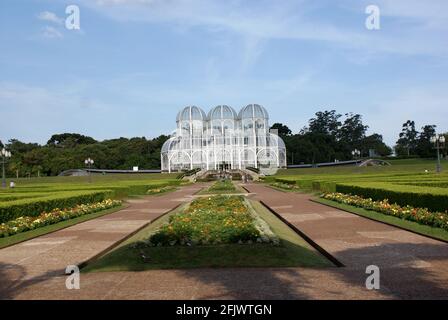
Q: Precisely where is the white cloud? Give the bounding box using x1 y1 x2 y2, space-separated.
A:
37 11 64 25
41 26 63 39
78 0 448 58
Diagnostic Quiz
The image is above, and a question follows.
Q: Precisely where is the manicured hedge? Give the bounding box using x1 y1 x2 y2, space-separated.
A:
335 183 448 213
0 190 114 223
274 178 337 192
0 179 182 223
273 173 448 212
322 192 448 231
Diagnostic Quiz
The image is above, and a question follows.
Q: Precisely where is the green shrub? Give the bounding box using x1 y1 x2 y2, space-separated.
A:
1 199 122 237
322 192 448 230
0 190 113 223
0 179 181 223
335 183 448 213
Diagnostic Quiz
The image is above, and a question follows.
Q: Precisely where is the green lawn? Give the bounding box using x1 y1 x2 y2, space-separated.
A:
0 204 126 249
315 198 448 242
0 173 180 222
83 199 332 272
197 180 246 195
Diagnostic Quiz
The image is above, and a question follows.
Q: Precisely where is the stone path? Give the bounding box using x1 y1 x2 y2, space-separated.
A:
244 184 448 299
0 183 206 298
1 182 447 299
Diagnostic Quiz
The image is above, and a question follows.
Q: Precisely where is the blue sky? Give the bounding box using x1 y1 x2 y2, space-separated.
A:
1 0 447 147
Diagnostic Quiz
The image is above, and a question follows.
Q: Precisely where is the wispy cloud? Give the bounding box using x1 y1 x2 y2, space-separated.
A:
80 0 448 57
37 10 65 39
41 26 63 39
37 11 64 25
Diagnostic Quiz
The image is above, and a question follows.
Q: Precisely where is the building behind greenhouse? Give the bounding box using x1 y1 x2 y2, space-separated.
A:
161 104 287 173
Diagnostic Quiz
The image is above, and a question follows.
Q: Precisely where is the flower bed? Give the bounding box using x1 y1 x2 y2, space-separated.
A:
321 192 448 230
208 180 236 192
0 199 122 237
146 195 275 246
146 186 177 195
270 181 300 191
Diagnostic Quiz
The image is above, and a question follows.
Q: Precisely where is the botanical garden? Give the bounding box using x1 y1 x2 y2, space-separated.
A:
1 105 448 298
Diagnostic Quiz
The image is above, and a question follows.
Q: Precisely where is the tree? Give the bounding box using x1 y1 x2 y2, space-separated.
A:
270 123 292 137
395 120 418 156
308 110 341 136
416 125 437 158
47 133 97 148
338 113 369 154
361 134 392 157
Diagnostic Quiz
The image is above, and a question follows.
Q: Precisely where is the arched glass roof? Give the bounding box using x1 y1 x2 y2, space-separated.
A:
238 104 269 119
176 106 207 122
208 105 237 120
269 133 286 149
161 137 175 153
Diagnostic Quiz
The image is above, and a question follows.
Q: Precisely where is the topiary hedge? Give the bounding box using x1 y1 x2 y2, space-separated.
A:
0 180 181 223
0 190 114 223
335 183 448 213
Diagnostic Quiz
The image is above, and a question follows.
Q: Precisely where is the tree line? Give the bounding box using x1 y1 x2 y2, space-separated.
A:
271 111 446 165
0 133 168 177
271 110 391 164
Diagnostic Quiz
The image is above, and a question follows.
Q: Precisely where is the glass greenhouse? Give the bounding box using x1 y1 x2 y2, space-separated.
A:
161 104 287 173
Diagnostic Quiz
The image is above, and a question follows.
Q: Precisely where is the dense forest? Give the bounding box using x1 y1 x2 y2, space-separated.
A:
0 110 445 177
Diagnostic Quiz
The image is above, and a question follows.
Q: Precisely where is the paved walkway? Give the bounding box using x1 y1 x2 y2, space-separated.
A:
1 183 447 299
0 183 206 299
244 184 448 298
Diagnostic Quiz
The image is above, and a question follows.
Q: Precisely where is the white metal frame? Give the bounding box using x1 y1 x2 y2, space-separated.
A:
161 104 287 173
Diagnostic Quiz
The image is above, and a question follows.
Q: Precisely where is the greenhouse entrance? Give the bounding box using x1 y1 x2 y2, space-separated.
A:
218 163 231 171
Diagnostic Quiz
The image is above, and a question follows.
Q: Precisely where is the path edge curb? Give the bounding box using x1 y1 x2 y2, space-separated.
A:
312 198 448 245
78 203 182 271
259 200 345 268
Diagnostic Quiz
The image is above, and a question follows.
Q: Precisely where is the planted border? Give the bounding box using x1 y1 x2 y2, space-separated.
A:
140 195 277 247
0 180 180 223
321 192 448 231
0 199 122 238
0 190 113 223
335 183 448 213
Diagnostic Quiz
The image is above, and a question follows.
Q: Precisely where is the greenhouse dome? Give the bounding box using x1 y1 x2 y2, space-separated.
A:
238 104 269 119
208 105 237 120
161 104 287 173
176 105 207 122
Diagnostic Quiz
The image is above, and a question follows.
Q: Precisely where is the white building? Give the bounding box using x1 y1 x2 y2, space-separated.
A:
161 104 287 173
